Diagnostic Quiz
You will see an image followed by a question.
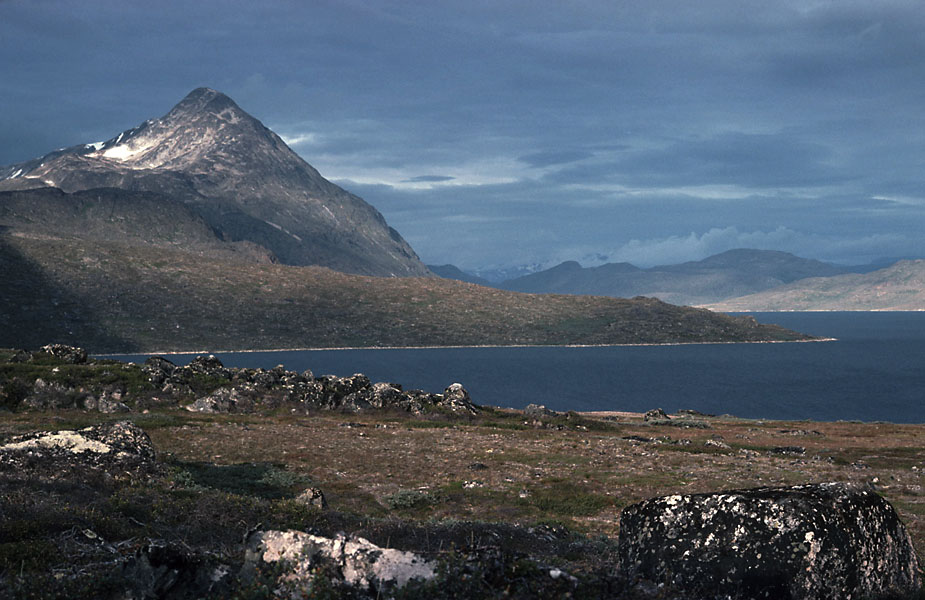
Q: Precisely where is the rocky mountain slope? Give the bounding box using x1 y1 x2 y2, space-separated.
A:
0 87 429 277
704 260 925 311
499 249 870 305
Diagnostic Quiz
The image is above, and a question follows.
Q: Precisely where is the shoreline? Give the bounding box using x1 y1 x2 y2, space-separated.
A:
99 337 837 357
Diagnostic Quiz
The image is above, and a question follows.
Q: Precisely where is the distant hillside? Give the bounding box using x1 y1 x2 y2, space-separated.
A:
427 264 491 286
704 260 925 312
0 233 814 353
500 249 867 305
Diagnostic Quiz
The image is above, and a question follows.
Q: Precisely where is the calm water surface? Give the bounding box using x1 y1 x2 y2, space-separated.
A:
108 312 925 423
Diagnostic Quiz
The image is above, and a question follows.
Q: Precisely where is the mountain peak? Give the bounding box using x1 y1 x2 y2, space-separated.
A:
0 89 432 277
170 87 241 118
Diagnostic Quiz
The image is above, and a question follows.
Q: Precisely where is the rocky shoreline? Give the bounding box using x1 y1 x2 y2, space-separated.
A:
1 345 923 599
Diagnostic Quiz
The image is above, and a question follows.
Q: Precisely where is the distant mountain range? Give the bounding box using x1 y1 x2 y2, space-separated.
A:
0 88 812 351
0 87 428 277
704 260 925 311
428 249 872 305
426 264 491 286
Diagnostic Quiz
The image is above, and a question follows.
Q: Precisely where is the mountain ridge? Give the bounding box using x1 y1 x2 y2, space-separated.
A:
0 88 429 277
703 259 925 311
497 249 876 305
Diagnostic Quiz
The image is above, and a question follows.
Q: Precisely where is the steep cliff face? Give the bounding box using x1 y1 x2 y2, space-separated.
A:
0 88 430 277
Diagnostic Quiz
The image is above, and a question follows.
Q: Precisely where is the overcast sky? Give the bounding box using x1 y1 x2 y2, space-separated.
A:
3 0 925 271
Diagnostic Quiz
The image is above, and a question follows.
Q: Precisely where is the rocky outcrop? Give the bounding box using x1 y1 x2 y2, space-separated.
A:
618 482 921 600
643 408 669 421
36 343 88 364
0 420 157 477
244 530 436 596
161 354 479 416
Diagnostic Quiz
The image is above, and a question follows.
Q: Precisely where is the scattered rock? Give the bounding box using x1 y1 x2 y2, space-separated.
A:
771 445 805 455
618 482 921 600
779 429 824 437
23 377 76 409
186 387 254 413
83 386 131 413
644 408 669 421
622 435 656 444
468 462 489 471
244 530 436 595
704 438 730 449
294 486 328 509
677 409 715 417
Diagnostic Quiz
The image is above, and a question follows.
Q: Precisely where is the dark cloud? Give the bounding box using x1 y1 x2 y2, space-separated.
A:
402 175 456 183
518 150 594 168
2 0 924 268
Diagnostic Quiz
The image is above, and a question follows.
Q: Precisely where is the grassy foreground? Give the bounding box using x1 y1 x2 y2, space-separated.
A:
2 405 924 597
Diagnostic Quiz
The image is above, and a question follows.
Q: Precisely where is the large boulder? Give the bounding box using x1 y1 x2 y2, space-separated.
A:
618 482 921 600
0 420 157 477
440 383 479 414
244 530 436 596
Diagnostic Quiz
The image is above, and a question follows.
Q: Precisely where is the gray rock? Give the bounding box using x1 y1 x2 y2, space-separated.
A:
644 408 669 421
37 343 88 364
188 354 225 373
83 386 131 413
244 530 436 595
368 382 404 409
440 383 478 414
186 387 253 413
524 403 557 418
618 482 921 600
143 356 177 388
23 377 76 409
294 487 328 509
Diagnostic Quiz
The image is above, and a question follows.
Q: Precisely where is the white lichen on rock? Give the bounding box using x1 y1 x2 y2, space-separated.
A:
246 530 436 595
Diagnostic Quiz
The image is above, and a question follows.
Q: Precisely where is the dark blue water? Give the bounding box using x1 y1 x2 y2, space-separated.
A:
106 312 925 423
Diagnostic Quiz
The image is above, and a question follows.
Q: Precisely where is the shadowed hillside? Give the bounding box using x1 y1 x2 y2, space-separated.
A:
0 234 813 353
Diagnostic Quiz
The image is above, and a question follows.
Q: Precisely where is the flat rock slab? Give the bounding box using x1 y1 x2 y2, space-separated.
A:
618 482 920 600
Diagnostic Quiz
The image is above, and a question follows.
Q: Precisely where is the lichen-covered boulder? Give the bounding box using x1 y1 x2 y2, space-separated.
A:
440 383 478 414
618 482 921 600
368 382 404 409
243 530 435 596
0 421 157 477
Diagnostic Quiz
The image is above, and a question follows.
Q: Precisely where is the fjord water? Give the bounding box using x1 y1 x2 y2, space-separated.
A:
113 312 925 423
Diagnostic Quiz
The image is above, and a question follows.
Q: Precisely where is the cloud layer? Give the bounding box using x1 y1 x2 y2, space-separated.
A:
2 0 924 269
